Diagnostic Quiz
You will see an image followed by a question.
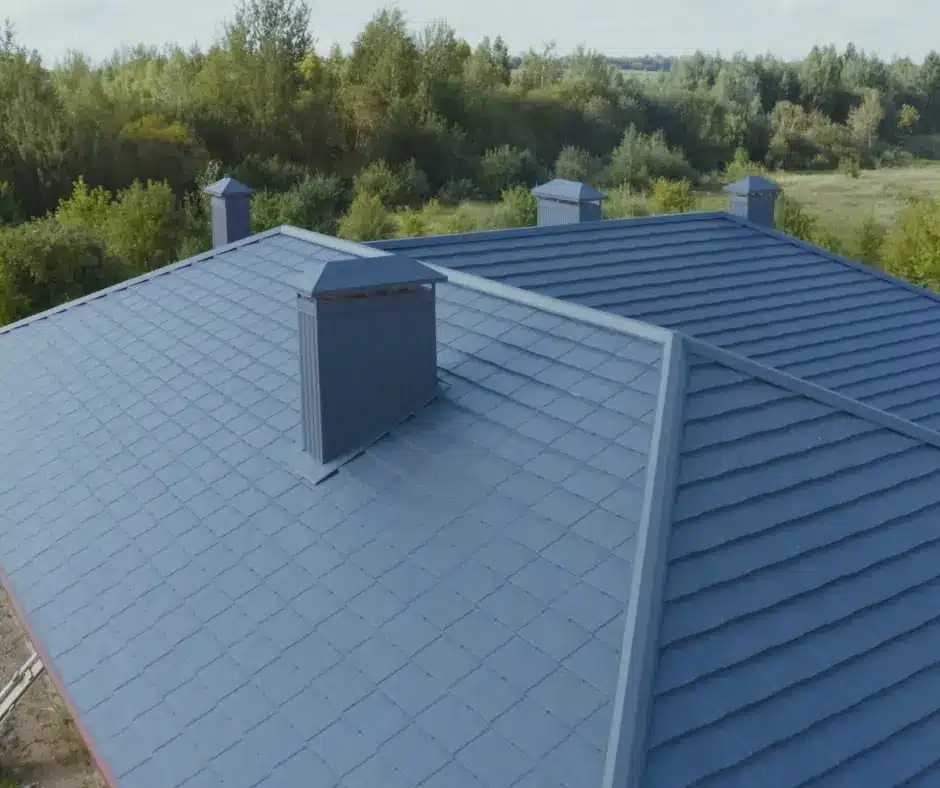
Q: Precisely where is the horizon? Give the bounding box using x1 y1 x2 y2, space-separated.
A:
3 0 938 67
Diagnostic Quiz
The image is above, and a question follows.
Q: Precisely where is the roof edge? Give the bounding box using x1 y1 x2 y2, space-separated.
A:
602 331 688 788
0 228 287 337
0 566 119 788
277 224 391 259
723 212 940 310
432 264 675 347
686 335 940 452
368 211 732 251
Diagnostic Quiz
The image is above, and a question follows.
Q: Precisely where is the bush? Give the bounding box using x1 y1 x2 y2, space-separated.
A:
437 178 480 205
554 146 597 183
0 219 128 325
0 181 21 226
338 193 396 241
252 174 346 234
232 154 307 193
723 148 767 183
854 216 886 266
600 127 696 191
651 178 695 214
354 160 430 208
479 145 542 199
882 196 940 289
605 186 652 219
838 155 861 179
498 186 537 228
775 195 817 242
396 209 431 238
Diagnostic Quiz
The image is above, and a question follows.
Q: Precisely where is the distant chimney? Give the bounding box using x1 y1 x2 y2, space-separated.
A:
293 254 446 466
531 179 608 226
204 177 254 248
724 175 781 229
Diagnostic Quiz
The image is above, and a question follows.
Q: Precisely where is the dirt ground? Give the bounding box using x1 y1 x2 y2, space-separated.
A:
0 587 104 788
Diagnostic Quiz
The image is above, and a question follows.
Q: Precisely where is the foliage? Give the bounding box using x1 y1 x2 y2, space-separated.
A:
478 146 542 199
337 192 395 241
0 219 127 324
775 194 817 242
651 178 696 214
601 128 696 190
899 104 921 134
723 148 768 182
252 172 346 233
498 186 537 228
838 155 862 178
0 181 19 225
882 196 940 289
854 216 887 265
605 186 652 219
554 146 598 182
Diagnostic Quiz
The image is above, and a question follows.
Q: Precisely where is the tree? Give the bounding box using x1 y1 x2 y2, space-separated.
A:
651 178 695 214
498 186 537 228
338 193 395 241
847 89 884 152
0 219 127 324
554 146 596 182
899 104 921 134
882 196 940 289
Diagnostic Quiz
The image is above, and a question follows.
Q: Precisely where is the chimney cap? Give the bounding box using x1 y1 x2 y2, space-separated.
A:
724 175 781 195
204 177 255 198
532 179 608 204
292 254 446 298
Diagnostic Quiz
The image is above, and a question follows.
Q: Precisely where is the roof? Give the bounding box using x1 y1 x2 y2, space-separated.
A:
203 177 255 198
531 179 608 203
606 333 940 788
6 217 940 787
0 226 665 788
292 252 446 297
372 211 940 434
723 175 782 194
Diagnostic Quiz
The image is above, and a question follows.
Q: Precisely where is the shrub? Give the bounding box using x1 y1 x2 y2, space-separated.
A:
232 154 307 193
838 155 861 179
338 193 395 241
723 148 767 183
252 174 346 234
600 127 696 191
881 195 940 289
605 186 652 219
554 146 597 182
854 216 886 266
354 160 430 208
437 178 480 205
651 178 695 214
479 145 542 199
498 186 537 228
0 219 127 325
775 195 817 243
396 209 431 238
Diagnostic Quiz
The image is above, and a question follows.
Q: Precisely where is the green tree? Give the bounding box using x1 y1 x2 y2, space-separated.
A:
775 194 817 242
498 186 537 228
882 196 940 289
0 219 127 324
847 89 884 153
899 104 920 134
854 216 886 265
651 178 695 214
554 146 596 182
338 192 395 241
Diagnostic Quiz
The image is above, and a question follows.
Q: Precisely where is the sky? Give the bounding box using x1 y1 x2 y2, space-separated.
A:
4 0 937 66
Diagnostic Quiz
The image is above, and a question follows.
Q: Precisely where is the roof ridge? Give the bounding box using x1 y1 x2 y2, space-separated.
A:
603 332 688 788
723 212 940 309
685 335 940 452
371 211 732 251
430 263 675 347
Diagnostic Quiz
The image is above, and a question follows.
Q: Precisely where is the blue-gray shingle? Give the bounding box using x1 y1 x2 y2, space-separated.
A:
373 213 940 435
0 230 664 788
642 347 940 788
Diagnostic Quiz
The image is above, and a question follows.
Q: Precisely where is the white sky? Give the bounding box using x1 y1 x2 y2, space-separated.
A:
4 0 937 65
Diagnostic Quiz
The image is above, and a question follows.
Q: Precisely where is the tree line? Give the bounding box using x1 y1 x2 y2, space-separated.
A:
2 0 940 324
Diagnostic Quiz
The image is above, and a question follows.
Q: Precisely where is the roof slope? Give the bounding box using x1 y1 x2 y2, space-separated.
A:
372 213 940 434
0 228 666 788
621 338 940 788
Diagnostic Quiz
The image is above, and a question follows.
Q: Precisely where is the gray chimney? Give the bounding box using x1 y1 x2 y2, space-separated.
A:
724 175 782 229
531 179 608 226
293 254 446 466
204 177 254 248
